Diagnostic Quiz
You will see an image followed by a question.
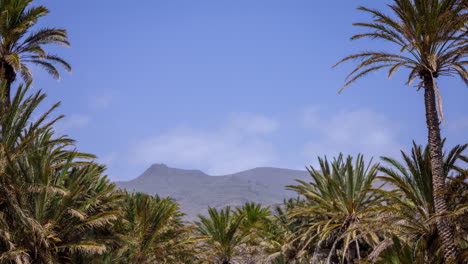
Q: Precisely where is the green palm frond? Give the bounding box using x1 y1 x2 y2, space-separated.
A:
0 0 71 106
372 141 467 261
195 206 247 263
100 192 195 264
334 0 467 121
287 154 382 263
23 59 60 79
0 86 124 263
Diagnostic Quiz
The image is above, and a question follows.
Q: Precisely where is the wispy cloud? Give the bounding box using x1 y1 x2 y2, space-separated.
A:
302 107 403 162
99 152 117 166
55 115 90 132
88 92 117 109
130 113 279 175
119 109 404 179
447 116 468 134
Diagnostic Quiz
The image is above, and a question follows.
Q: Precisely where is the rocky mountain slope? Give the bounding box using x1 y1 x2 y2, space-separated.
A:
115 164 310 219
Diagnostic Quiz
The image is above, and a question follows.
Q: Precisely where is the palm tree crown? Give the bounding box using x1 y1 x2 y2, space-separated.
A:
334 0 466 121
195 206 247 264
0 86 122 263
287 154 382 263
370 142 467 263
0 0 71 107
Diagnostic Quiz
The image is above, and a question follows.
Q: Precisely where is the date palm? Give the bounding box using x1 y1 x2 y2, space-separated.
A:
287 154 383 264
264 199 312 263
236 202 271 232
107 192 195 264
195 206 247 264
333 1 467 261
369 142 467 263
371 237 443 264
0 86 53 263
235 202 271 263
0 86 122 263
0 0 71 109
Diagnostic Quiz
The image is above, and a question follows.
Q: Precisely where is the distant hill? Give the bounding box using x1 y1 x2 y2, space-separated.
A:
115 164 310 219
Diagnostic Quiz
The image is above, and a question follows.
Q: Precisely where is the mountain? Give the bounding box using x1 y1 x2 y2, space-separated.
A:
115 164 310 219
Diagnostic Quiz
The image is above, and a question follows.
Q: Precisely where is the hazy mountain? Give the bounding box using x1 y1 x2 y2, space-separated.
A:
115 164 310 219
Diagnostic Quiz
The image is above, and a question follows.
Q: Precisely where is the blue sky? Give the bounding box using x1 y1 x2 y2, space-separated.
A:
28 0 467 180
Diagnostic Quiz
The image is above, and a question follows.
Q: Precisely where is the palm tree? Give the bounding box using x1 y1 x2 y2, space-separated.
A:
369 237 443 264
106 192 195 264
236 202 271 231
446 151 468 260
0 86 122 263
263 198 311 263
287 154 383 264
369 142 467 263
235 202 271 263
0 85 49 263
0 0 71 109
195 206 246 264
333 1 466 261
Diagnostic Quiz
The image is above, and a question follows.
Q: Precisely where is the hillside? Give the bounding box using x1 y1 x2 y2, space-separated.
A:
115 164 310 219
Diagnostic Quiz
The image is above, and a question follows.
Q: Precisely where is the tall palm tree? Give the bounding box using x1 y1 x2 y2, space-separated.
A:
368 142 466 263
0 0 71 109
287 154 382 264
195 206 246 264
333 1 466 261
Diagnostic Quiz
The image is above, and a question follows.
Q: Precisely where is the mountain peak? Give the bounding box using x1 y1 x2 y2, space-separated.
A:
136 163 207 181
149 163 169 170
116 164 310 219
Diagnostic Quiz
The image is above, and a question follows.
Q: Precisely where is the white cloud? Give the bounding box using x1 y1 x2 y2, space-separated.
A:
55 115 90 132
224 113 279 135
302 108 403 162
130 113 279 175
447 116 468 134
99 152 117 166
125 109 404 176
88 92 116 109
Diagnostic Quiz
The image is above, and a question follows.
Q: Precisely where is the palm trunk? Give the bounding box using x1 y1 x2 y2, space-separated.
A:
423 77 457 263
0 62 14 113
221 255 230 264
348 240 359 264
1 79 11 110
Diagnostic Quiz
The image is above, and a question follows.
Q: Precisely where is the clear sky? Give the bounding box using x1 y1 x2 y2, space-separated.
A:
29 0 467 180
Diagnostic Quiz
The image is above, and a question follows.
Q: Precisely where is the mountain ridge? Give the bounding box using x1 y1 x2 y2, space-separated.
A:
115 164 311 219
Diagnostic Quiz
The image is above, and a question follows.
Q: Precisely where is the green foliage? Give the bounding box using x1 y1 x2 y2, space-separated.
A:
235 202 272 263
368 142 468 263
0 0 71 82
0 86 466 264
334 1 467 261
236 202 271 231
334 0 467 107
0 1 465 263
287 154 382 263
98 192 198 264
0 86 121 263
0 86 200 263
366 237 442 264
195 206 247 263
262 198 311 263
